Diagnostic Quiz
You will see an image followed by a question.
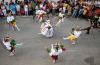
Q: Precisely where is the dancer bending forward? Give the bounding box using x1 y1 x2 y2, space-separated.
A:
47 42 66 63
40 20 54 37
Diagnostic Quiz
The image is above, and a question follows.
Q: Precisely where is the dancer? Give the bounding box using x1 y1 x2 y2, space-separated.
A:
2 36 11 51
63 33 77 44
2 36 16 56
63 27 82 44
2 36 22 56
55 11 65 26
7 11 20 31
10 39 17 56
73 27 82 38
46 42 65 63
39 19 54 37
36 9 46 23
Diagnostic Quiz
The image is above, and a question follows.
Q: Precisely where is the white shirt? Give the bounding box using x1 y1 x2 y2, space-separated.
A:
7 16 14 23
3 41 11 50
49 44 59 56
40 4 43 9
24 5 28 11
16 4 20 11
49 44 62 56
74 30 82 38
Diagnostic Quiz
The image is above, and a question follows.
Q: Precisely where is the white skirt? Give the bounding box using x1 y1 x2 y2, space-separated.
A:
41 27 54 37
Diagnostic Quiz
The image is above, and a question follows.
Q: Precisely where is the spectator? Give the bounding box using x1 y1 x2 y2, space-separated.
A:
24 3 28 15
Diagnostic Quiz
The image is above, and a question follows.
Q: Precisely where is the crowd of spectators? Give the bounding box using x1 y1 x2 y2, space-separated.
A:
0 0 100 27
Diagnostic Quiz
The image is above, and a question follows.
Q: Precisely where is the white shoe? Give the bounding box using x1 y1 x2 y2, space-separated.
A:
63 37 67 40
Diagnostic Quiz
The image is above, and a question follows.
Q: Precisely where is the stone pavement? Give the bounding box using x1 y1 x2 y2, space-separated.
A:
0 16 100 65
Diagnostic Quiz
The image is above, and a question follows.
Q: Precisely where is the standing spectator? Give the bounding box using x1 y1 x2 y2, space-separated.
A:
67 5 72 16
28 2 33 15
1 4 7 16
16 3 21 15
0 7 4 17
78 5 83 17
9 2 16 15
20 2 25 15
82 7 87 18
97 16 100 27
24 3 28 15
72 5 79 17
52 2 57 15
5 2 10 12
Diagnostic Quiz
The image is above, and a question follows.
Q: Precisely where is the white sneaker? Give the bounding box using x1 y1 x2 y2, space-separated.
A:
63 37 67 40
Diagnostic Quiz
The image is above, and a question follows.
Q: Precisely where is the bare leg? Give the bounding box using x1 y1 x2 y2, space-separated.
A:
55 19 62 26
14 25 20 31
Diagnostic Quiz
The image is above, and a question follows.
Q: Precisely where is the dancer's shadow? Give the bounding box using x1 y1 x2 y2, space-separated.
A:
84 56 95 65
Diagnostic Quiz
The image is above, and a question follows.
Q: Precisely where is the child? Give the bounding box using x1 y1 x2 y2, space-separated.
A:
2 36 16 56
55 11 65 26
63 33 77 44
39 19 54 37
2 37 11 51
7 11 20 31
63 27 82 44
24 4 28 16
10 39 17 56
47 42 65 63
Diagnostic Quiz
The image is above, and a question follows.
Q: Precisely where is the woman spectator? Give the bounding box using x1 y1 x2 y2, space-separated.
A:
20 2 25 15
16 2 21 15
1 4 7 16
24 3 28 15
28 2 33 15
9 2 16 15
0 7 4 18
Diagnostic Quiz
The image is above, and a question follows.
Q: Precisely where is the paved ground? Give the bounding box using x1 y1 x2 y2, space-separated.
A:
0 16 100 65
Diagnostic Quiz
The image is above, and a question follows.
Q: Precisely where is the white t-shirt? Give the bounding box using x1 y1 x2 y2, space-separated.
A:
40 4 43 9
74 30 82 38
3 41 11 50
16 4 20 11
24 5 28 11
7 16 14 23
49 45 62 56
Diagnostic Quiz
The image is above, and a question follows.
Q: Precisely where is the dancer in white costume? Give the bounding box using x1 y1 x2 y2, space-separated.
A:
55 11 65 26
2 37 11 51
47 42 66 63
36 9 46 22
40 19 54 37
